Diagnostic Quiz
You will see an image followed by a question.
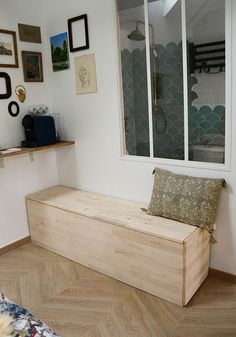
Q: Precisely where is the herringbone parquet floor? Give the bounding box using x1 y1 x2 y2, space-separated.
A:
0 243 236 337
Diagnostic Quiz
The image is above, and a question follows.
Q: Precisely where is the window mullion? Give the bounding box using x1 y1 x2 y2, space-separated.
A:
144 0 154 158
181 0 189 162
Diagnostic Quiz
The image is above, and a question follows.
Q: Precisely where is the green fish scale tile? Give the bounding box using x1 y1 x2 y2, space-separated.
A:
189 75 198 87
199 120 213 130
156 44 165 55
173 63 183 73
199 105 213 115
167 56 178 66
174 134 184 144
206 112 220 123
193 127 206 136
159 64 172 74
206 127 219 134
166 42 178 54
213 120 225 132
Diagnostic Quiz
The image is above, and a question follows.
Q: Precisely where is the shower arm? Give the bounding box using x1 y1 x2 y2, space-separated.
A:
136 21 158 112
136 20 155 46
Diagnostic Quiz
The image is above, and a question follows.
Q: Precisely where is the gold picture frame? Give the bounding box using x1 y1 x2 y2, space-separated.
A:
0 29 19 68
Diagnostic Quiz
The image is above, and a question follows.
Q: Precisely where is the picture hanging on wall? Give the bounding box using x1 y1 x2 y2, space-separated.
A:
68 14 89 52
0 72 12 99
22 51 43 82
74 53 97 95
0 29 19 68
18 23 42 43
50 32 70 72
8 101 20 117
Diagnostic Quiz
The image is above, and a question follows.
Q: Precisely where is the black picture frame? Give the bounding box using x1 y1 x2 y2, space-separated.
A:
68 14 89 52
8 101 20 117
0 72 12 99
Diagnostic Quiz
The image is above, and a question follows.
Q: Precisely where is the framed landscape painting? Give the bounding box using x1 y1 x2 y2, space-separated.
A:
0 29 19 68
50 32 70 72
22 51 43 82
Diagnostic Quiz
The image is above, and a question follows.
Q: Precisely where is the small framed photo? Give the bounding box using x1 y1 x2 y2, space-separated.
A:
0 29 19 68
68 14 89 52
18 23 42 43
22 51 43 82
50 32 70 72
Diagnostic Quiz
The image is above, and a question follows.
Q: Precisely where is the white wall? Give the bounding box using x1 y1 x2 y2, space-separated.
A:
0 0 59 247
0 153 58 247
1 0 236 275
162 0 178 16
44 0 236 275
192 73 225 106
119 1 182 49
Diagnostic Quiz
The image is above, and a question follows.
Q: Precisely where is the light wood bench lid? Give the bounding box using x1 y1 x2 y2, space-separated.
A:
26 185 197 244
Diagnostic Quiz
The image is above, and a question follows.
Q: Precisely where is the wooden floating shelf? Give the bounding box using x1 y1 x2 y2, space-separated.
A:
0 141 75 160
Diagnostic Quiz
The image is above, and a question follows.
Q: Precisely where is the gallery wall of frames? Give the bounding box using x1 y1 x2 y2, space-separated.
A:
0 13 97 121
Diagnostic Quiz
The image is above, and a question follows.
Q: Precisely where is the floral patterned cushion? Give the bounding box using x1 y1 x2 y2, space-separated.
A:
0 293 61 337
147 168 225 235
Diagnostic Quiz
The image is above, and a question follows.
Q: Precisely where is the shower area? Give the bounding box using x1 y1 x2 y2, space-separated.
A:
118 0 226 164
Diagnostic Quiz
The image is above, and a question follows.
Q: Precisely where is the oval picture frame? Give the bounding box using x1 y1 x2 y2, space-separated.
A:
8 101 20 117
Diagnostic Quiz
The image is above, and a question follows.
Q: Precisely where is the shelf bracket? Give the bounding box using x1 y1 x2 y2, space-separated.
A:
29 152 34 162
0 158 4 169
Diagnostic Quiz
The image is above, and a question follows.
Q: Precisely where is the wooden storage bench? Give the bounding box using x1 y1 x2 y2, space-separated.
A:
26 186 210 306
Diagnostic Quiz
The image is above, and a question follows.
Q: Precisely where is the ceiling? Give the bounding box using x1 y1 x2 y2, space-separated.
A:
118 0 159 11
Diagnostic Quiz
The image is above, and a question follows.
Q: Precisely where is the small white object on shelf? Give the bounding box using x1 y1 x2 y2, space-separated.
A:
28 105 49 115
0 148 22 155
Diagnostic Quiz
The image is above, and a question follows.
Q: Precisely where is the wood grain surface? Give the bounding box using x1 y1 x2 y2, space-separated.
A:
26 186 210 306
0 141 75 159
0 243 236 337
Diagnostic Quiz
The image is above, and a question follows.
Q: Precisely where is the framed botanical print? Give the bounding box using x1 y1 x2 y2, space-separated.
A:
0 29 19 68
75 53 97 95
22 51 43 82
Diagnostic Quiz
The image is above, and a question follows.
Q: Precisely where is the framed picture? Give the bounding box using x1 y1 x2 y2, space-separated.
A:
0 72 12 99
18 23 42 43
0 29 19 68
50 32 70 72
68 14 89 52
75 53 97 95
22 51 43 82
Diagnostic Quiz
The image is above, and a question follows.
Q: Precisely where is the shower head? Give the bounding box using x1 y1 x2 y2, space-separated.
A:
127 22 145 41
127 20 157 46
127 28 145 41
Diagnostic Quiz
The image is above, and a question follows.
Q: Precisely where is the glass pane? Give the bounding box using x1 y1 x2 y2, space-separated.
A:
187 0 225 164
118 0 150 157
148 0 184 160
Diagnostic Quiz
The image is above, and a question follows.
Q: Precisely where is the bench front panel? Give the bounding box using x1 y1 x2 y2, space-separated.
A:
27 200 184 305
